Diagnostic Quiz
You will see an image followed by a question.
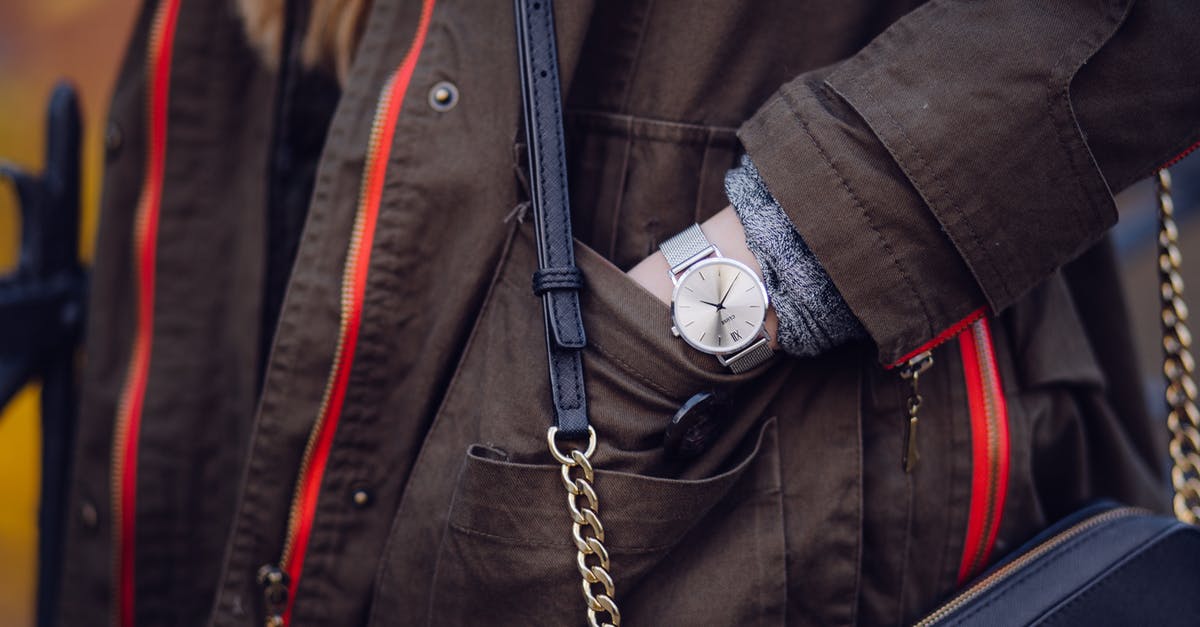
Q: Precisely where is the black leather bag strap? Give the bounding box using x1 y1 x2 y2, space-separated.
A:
515 0 589 438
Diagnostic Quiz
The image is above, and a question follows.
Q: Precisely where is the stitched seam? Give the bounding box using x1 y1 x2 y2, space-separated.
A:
607 115 634 258
565 108 740 137
849 81 1011 306
692 129 712 222
568 350 584 409
1046 29 1100 249
549 71 585 409
447 522 678 553
447 482 779 551
888 307 987 369
1051 0 1131 229
533 3 583 351
1048 92 1092 239
780 88 935 338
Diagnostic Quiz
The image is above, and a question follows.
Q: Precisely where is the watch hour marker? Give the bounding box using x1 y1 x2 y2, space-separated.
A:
744 320 755 326
684 320 695 327
698 271 706 280
699 332 706 341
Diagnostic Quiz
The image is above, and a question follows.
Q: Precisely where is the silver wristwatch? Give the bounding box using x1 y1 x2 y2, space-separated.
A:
660 223 774 373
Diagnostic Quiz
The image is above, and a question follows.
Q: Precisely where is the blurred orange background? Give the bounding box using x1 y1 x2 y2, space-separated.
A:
0 2 140 625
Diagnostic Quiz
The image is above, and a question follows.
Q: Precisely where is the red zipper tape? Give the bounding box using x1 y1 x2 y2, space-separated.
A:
1160 138 1200 171
280 1 436 623
956 317 1011 585
888 307 987 369
114 2 181 626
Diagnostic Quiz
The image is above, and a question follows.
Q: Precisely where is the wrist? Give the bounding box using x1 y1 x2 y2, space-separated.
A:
700 208 780 349
627 207 780 350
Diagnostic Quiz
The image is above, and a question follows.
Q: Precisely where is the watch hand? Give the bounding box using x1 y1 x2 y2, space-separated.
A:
718 274 739 307
698 299 722 308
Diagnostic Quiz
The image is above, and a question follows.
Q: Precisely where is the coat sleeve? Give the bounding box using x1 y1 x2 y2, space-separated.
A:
738 0 1200 366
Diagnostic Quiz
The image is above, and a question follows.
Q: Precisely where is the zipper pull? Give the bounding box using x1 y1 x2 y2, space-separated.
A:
899 351 934 473
257 564 289 627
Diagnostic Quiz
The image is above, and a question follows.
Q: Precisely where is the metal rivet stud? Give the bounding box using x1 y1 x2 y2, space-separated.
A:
352 489 372 508
105 121 123 161
428 81 459 112
80 500 99 529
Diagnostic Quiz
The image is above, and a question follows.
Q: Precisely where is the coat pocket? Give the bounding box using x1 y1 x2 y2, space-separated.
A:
365 220 794 627
463 220 782 478
426 417 786 627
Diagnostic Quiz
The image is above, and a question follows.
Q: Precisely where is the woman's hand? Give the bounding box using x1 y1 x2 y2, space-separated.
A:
627 206 780 349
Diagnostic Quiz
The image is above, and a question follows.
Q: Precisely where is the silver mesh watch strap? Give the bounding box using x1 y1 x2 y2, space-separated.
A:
659 223 716 274
720 337 774 373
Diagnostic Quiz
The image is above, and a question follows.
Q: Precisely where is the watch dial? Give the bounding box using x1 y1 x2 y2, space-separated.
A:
672 258 767 354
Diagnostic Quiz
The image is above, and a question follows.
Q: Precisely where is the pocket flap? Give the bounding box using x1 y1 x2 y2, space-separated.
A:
449 417 779 553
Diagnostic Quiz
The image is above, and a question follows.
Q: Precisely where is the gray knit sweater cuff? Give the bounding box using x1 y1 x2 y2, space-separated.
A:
725 154 866 358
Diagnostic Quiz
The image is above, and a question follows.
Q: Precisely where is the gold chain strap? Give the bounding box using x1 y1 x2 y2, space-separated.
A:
1156 169 1200 524
547 426 622 627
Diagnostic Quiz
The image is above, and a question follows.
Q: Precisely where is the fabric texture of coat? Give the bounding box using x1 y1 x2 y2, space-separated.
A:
59 0 1200 625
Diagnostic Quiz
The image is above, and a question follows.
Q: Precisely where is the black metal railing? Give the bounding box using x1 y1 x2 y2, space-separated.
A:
1 82 88 627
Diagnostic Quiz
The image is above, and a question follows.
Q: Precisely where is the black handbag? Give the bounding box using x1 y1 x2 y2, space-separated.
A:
916 170 1200 626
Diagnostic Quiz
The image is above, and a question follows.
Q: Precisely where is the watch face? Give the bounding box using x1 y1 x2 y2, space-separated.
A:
671 258 768 354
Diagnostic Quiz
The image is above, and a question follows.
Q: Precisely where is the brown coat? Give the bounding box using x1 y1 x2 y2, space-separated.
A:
60 0 1200 625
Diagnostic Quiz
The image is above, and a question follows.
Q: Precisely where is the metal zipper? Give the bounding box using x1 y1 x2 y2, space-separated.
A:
110 1 180 626
913 507 1146 626
257 1 436 625
899 351 933 473
955 317 1011 584
889 309 990 471
893 317 1011 589
888 307 987 371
